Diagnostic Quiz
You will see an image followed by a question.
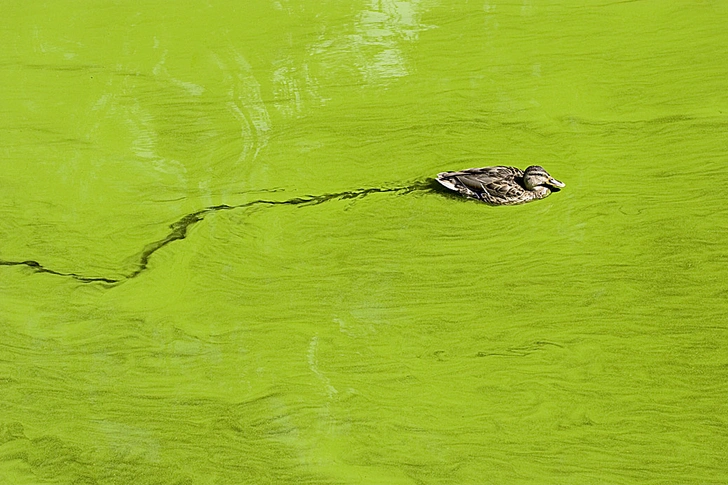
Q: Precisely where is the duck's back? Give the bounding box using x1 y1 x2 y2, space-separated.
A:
437 166 530 205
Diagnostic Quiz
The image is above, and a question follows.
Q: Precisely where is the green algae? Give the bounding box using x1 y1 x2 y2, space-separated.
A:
1 1 727 483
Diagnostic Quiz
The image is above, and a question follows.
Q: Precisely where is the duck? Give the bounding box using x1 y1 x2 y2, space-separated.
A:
436 165 565 206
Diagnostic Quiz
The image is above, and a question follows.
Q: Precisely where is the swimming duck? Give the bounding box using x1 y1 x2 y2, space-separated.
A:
436 165 565 206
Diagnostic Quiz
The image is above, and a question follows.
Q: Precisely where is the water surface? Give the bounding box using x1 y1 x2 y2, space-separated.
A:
1 1 727 483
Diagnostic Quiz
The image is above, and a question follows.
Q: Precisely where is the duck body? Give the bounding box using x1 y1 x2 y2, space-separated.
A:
436 165 565 206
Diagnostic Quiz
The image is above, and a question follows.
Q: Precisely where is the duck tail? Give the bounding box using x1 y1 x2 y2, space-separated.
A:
435 172 459 191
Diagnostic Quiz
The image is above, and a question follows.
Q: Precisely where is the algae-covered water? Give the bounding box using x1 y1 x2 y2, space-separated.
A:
2 1 728 483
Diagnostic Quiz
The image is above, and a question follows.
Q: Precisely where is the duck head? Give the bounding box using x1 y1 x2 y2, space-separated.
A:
523 165 565 191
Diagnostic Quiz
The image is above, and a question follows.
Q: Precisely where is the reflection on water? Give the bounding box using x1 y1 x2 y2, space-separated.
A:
309 0 430 85
212 49 272 165
272 60 320 117
352 0 428 82
271 0 431 121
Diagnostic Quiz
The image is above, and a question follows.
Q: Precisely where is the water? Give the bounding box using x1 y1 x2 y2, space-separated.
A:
2 1 727 483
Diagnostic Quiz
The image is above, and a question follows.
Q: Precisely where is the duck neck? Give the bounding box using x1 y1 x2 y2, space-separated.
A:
531 187 551 199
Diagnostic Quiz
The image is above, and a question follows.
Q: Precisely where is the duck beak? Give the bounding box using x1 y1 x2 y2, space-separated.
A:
548 178 565 188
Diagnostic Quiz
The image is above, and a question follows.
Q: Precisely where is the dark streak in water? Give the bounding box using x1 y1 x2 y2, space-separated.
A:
0 180 435 286
0 260 119 284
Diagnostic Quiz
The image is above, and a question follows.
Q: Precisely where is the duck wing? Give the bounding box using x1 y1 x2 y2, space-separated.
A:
437 166 525 201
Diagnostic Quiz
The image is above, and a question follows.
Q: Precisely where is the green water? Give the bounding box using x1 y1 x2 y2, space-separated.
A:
2 1 728 483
